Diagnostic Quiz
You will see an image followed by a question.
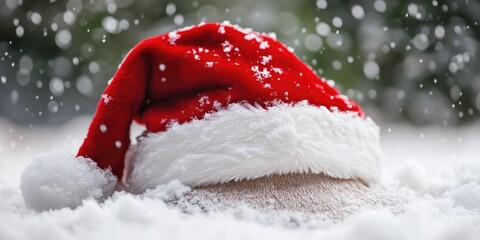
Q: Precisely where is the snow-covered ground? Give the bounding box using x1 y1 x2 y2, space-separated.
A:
1 116 480 239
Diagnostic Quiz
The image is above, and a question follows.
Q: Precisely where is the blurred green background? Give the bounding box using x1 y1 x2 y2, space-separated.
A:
1 0 479 127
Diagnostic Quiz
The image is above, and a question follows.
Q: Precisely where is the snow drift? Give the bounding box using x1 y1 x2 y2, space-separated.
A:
1 118 480 240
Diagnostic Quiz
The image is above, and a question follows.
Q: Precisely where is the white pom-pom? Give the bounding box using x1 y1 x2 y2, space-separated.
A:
20 150 117 211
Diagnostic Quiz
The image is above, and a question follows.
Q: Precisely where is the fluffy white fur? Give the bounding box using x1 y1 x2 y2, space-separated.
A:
126 102 381 193
20 150 117 211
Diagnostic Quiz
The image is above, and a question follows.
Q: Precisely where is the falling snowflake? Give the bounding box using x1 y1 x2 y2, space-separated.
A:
99 124 107 133
205 62 214 68
159 64 166 71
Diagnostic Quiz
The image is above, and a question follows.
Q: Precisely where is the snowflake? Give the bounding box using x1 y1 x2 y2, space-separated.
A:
168 31 180 45
259 41 270 49
261 55 272 65
263 83 272 89
327 80 336 87
199 95 210 106
218 26 226 34
244 33 257 41
272 67 283 74
213 101 222 109
194 55 200 60
101 94 113 105
159 64 166 71
266 32 277 39
251 66 272 81
221 40 233 53
205 61 214 68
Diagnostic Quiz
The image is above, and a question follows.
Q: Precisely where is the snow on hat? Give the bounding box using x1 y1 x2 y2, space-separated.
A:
20 22 381 210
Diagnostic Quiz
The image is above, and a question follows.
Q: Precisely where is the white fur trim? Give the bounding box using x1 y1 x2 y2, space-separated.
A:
20 150 117 211
126 102 381 193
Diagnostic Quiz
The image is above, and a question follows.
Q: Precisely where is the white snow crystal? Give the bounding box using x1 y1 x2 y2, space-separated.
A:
101 94 113 105
168 31 180 45
412 33 430 50
316 0 327 9
221 41 233 53
326 80 335 87
316 22 331 36
205 62 214 68
259 41 270 49
374 0 387 13
159 64 166 71
435 25 446 39
199 95 210 105
244 33 259 41
267 32 277 39
55 29 72 49
218 26 226 34
261 55 272 65
332 17 343 28
272 67 283 75
30 12 42 25
251 66 272 81
363 61 380 79
166 3 176 16
351 5 365 19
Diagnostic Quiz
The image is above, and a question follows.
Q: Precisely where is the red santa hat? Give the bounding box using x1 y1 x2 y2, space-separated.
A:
20 22 381 210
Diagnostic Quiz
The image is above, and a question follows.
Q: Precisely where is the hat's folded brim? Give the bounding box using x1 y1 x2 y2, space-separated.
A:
126 102 382 193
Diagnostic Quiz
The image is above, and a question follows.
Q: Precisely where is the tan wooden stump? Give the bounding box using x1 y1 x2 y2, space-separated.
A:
171 173 404 219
